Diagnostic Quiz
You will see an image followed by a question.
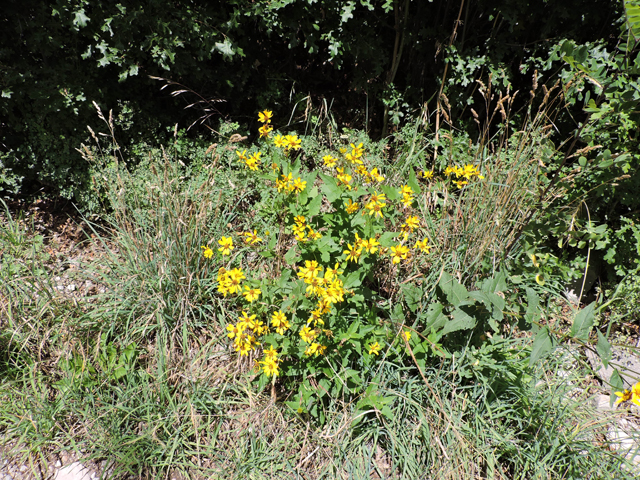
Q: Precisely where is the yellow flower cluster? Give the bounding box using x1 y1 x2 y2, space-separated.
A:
217 267 245 296
364 191 387 218
259 345 280 377
399 185 414 208
291 215 322 242
336 167 353 190
274 134 302 153
201 245 214 258
343 233 380 264
242 230 263 245
218 236 234 256
614 381 640 407
275 172 307 194
258 109 273 138
444 164 485 188
236 149 262 171
227 311 266 356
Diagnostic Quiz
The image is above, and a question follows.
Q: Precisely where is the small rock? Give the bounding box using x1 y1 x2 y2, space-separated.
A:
586 347 640 388
55 460 62 468
66 284 76 292
592 393 614 412
54 462 93 480
18 466 26 473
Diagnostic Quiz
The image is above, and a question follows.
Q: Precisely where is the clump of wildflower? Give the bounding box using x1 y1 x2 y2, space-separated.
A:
217 267 245 296
362 237 380 254
368 342 381 355
364 191 387 219
228 311 262 356
274 134 287 149
260 345 280 377
218 236 234 256
275 172 306 195
345 142 364 164
245 152 262 170
445 164 484 188
284 134 302 152
201 245 214 258
419 170 434 179
368 167 385 183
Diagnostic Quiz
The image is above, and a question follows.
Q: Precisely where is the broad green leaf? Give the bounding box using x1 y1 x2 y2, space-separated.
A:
529 327 554 366
439 271 469 307
481 271 507 293
441 307 476 336
306 193 323 217
424 302 447 331
570 301 595 341
283 246 298 265
343 271 362 289
524 287 540 325
319 172 342 203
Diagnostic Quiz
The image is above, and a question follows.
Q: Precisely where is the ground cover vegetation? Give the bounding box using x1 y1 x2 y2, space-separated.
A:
1 0 640 478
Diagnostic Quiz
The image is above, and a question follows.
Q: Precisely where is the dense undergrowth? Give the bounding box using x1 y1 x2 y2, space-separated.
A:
1 81 638 478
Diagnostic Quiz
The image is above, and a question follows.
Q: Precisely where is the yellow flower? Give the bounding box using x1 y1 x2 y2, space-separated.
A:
304 342 326 357
414 239 431 253
343 243 362 263
239 310 257 326
350 142 364 158
420 170 434 179
444 166 459 177
401 330 411 342
260 357 279 377
404 215 420 231
354 232 366 249
297 260 322 281
258 110 273 123
300 326 318 344
453 179 468 188
285 134 302 151
292 177 307 193
243 230 263 245
236 149 248 162
614 388 633 405
243 285 262 302
401 193 413 208
324 262 343 281
323 155 337 168
369 191 386 204
263 345 278 361
322 279 345 304
399 185 413 196
258 124 272 138
307 228 322 241
226 323 241 339
369 167 384 182
218 236 234 256
274 134 287 148
363 238 380 254
344 198 359 214
271 311 290 335
390 244 409 264
368 342 381 355
226 268 245 294
201 245 214 258
294 215 306 226
364 200 385 218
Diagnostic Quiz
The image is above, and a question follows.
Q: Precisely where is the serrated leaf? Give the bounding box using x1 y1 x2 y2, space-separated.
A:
424 302 446 331
529 327 554 366
73 9 90 28
570 301 595 341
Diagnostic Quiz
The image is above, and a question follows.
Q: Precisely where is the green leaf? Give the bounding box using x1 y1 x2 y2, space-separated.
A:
524 287 540 325
424 302 446 331
306 193 323 217
378 231 398 247
319 172 342 203
73 9 90 28
596 332 612 369
401 284 423 313
284 246 298 265
570 301 595 341
438 271 469 307
529 327 554 366
343 270 362 289
441 308 476 336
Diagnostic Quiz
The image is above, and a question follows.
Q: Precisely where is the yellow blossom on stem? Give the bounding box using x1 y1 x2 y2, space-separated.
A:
404 215 420 232
401 330 412 342
414 238 431 253
271 311 290 335
390 244 409 264
258 124 273 138
344 198 359 214
343 243 362 263
274 135 287 149
368 342 381 355
399 185 414 196
201 245 214 258
322 155 338 168
243 230 263 245
242 285 262 302
401 193 413 208
258 110 273 123
285 134 302 151
420 170 434 179
300 326 318 343
307 228 322 241
236 149 248 162
292 177 307 193
363 237 380 254
369 167 384 182
304 342 326 357
218 236 234 256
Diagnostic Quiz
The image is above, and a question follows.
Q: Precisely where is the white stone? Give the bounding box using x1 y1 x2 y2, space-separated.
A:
54 462 94 480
